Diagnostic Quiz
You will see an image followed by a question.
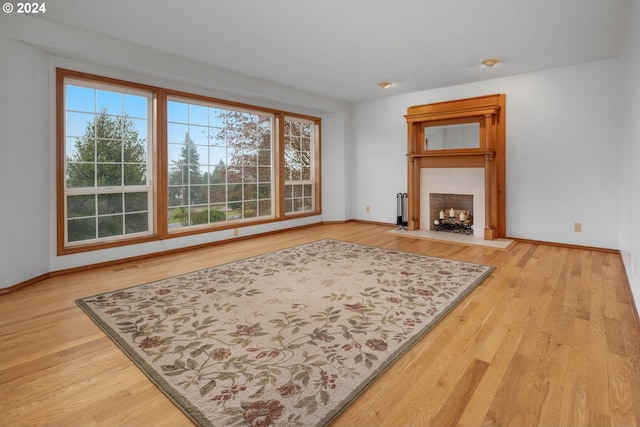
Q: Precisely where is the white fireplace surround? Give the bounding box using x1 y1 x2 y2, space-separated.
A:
420 168 485 238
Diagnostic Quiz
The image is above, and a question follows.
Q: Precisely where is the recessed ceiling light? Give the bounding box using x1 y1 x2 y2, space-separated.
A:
481 58 500 67
378 82 392 89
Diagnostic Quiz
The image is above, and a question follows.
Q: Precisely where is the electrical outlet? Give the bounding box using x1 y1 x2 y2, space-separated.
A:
366 206 371 213
574 223 582 233
233 228 239 237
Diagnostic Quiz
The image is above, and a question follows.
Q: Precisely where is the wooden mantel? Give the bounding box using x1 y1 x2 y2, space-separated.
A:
405 94 506 240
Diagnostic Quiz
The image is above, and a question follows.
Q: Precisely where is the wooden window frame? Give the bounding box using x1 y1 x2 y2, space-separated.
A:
56 69 160 255
162 90 280 237
282 114 322 217
56 69 322 254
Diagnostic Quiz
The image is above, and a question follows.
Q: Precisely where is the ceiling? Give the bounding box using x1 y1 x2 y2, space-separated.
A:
33 0 627 102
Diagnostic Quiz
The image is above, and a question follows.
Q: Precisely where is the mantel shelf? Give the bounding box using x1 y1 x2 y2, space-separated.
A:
407 150 496 158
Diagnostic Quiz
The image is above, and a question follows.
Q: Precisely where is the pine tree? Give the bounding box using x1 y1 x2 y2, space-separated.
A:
66 109 146 188
168 132 202 207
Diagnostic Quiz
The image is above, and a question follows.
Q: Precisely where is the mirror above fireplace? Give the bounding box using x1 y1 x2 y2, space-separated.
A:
424 122 480 151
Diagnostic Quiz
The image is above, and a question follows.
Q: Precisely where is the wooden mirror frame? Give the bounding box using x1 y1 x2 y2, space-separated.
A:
405 94 506 240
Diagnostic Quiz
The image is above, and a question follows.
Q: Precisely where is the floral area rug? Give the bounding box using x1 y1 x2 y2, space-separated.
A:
76 239 494 427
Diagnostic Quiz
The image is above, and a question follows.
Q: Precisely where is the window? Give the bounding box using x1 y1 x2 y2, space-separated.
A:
57 69 321 254
60 74 154 251
284 117 316 214
167 98 274 230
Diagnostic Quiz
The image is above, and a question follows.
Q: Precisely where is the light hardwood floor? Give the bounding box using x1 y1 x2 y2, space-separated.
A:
1 223 639 426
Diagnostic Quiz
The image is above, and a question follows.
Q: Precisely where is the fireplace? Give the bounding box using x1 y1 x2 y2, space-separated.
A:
421 168 485 238
429 193 473 233
405 94 506 240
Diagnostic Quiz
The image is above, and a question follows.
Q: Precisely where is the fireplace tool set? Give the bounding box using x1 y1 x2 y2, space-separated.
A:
396 193 408 230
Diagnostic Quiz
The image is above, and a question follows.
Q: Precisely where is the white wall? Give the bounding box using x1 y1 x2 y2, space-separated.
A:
6 39 51 285
0 21 9 288
321 112 348 221
351 59 621 249
619 0 640 306
0 15 350 289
